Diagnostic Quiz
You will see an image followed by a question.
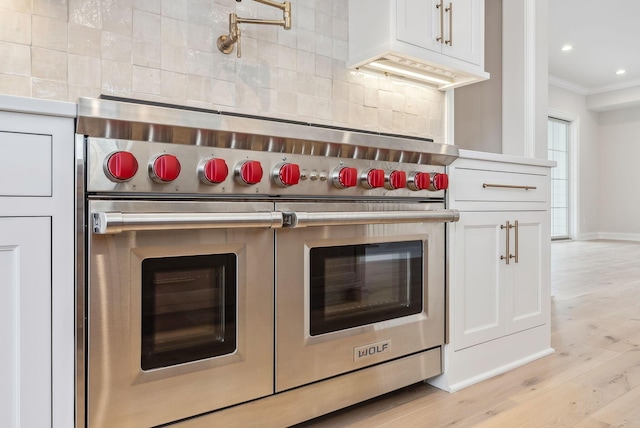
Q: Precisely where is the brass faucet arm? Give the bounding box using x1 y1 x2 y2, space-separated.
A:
253 0 288 11
217 0 291 57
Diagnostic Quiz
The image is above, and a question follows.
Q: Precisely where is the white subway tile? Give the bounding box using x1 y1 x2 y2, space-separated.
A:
331 80 349 103
347 103 364 127
3 0 32 13
315 34 331 57
68 23 102 56
315 76 331 99
187 75 212 103
69 0 102 28
162 0 187 20
132 65 161 94
160 69 187 100
277 45 296 71
0 42 30 76
133 9 160 41
188 23 214 53
102 1 133 34
32 15 67 51
32 78 69 100
187 49 213 77
314 58 333 85
161 44 188 73
277 90 297 115
133 0 160 14
162 16 187 46
100 59 132 95
0 9 31 44
296 28 314 53
315 12 332 37
34 0 68 20
31 47 68 81
212 78 236 107
188 0 214 27
68 54 101 87
0 74 30 96
102 31 132 62
132 38 161 67
212 55 236 82
363 87 378 108
296 50 315 75
295 5 314 32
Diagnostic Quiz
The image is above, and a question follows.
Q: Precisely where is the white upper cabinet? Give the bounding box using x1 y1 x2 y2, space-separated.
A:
396 0 483 66
348 0 489 89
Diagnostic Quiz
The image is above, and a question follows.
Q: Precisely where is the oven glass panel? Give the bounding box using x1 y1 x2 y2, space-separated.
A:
141 254 236 370
310 241 423 336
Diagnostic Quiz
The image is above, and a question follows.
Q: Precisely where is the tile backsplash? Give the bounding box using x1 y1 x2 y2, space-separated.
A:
0 0 444 140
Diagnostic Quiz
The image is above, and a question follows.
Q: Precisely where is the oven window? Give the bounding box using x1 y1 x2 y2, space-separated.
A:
310 241 423 336
141 254 236 370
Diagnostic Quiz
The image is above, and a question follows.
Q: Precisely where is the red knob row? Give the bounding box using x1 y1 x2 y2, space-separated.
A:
104 151 448 191
104 151 302 187
334 167 448 191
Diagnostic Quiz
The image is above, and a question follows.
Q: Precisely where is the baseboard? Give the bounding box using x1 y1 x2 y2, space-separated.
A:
445 347 555 392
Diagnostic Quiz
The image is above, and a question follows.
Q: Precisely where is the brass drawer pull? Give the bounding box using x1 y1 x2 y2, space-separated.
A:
483 183 537 191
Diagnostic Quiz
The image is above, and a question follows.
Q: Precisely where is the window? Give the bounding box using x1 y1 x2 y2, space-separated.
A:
548 118 570 239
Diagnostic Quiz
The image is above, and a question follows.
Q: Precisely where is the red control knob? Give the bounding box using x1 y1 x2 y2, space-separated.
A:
200 158 229 184
362 169 385 189
333 167 358 188
385 170 407 190
105 151 138 182
150 154 181 182
236 160 263 185
432 173 449 190
273 163 301 187
408 171 431 191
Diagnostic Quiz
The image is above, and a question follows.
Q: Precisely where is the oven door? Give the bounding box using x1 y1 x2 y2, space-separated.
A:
86 200 278 428
275 201 452 392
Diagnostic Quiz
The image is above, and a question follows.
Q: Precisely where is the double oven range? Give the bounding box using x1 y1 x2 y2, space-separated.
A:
75 97 460 427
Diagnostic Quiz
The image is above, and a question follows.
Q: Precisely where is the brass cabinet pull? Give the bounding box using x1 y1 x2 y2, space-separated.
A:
513 220 519 263
500 221 517 264
500 221 511 264
483 183 538 191
445 2 453 45
436 0 444 43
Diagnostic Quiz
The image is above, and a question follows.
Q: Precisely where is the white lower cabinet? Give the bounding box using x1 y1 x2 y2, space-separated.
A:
0 217 52 427
453 210 547 351
0 96 76 428
429 153 554 392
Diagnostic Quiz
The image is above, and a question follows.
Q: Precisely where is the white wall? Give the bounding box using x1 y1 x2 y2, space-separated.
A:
598 106 640 240
548 84 600 239
0 0 446 141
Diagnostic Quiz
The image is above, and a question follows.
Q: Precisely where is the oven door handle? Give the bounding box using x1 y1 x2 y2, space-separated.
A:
282 209 460 228
92 211 284 234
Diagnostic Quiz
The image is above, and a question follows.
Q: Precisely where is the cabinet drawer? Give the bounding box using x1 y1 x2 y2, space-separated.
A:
452 168 547 203
0 131 52 197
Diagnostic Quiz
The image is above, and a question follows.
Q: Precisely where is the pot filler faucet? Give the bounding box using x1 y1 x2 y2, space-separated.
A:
217 0 292 58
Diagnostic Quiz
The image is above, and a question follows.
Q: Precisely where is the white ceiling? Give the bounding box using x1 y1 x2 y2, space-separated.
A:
548 0 640 94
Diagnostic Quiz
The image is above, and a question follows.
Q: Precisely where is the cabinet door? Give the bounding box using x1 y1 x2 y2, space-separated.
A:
397 0 483 66
396 0 442 53
0 217 51 428
452 212 506 351
441 0 483 65
506 211 549 334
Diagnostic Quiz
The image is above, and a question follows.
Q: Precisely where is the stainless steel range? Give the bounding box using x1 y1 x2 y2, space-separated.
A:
75 97 460 427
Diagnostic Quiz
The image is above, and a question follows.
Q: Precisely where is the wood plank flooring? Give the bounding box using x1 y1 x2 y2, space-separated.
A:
296 240 640 427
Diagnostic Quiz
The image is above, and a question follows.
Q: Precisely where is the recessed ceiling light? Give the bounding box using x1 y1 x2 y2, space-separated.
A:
616 69 626 75
561 45 573 51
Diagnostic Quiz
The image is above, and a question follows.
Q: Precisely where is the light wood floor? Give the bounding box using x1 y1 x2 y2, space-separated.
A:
296 240 640 427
